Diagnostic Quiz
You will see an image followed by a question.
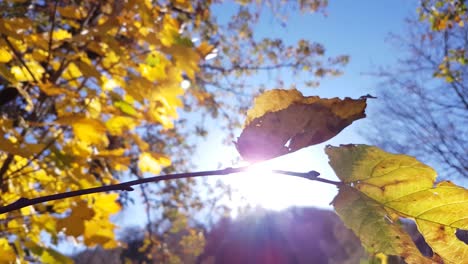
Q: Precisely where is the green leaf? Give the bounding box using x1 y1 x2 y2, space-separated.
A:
333 185 433 264
327 144 468 263
326 144 436 203
114 101 138 116
236 89 369 162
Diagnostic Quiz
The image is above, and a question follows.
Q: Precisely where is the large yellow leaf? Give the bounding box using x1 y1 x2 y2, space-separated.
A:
84 219 119 249
11 60 45 82
91 193 121 216
327 145 468 263
138 152 171 174
59 116 108 146
0 238 16 263
236 89 369 162
73 194 121 249
0 47 12 63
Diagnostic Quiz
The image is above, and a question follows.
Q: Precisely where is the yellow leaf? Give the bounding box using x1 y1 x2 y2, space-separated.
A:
65 140 93 157
0 47 12 63
84 219 118 249
138 152 171 174
167 45 200 80
91 193 121 216
102 77 120 91
172 0 194 11
52 29 72 41
328 145 468 264
159 15 180 47
59 117 108 146
86 98 101 119
0 238 16 263
138 55 168 82
11 66 29 82
197 41 215 58
108 156 131 172
63 62 82 81
105 116 137 135
96 148 125 157
11 60 44 82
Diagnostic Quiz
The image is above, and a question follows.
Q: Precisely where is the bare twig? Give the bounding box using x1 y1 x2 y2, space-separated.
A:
0 167 338 214
46 0 60 71
2 35 39 83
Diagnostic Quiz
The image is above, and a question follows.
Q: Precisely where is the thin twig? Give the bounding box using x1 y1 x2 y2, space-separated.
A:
272 170 342 185
2 35 39 83
0 167 339 214
46 0 60 71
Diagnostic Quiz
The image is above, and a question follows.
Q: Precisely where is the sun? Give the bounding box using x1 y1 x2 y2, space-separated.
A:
222 147 339 211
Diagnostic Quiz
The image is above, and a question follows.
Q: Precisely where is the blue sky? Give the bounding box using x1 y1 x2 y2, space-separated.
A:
187 0 420 210
117 0 420 227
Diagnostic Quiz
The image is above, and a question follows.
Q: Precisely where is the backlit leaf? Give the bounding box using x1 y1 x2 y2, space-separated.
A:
236 89 369 162
0 238 16 262
138 152 171 174
0 48 13 63
105 116 137 135
327 145 468 263
333 186 433 264
59 116 108 146
52 29 72 41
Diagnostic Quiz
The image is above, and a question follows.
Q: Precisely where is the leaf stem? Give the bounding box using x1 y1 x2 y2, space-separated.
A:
0 166 339 214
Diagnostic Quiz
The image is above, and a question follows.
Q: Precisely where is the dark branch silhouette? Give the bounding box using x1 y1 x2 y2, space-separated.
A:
0 167 332 214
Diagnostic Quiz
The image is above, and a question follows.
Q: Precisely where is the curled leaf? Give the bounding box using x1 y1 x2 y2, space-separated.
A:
236 89 369 162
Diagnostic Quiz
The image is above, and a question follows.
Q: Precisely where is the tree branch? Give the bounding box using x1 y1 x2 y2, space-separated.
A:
45 0 60 72
2 35 39 83
0 167 336 214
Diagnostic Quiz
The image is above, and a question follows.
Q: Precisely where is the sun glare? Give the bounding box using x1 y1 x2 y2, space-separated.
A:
224 147 339 211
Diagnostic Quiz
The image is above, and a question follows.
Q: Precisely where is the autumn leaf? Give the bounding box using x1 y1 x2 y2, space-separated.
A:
105 116 138 135
236 89 369 162
57 200 95 237
138 152 171 174
327 145 468 263
333 185 433 264
0 47 12 63
59 116 109 147
0 238 15 263
83 193 121 249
